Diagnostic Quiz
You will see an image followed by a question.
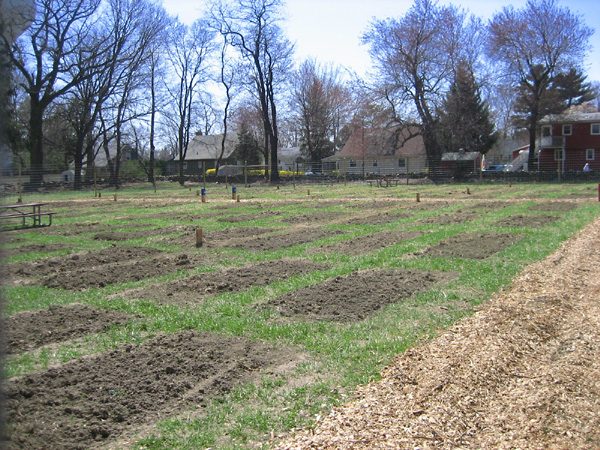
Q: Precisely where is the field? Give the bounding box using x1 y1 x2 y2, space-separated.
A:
1 181 599 449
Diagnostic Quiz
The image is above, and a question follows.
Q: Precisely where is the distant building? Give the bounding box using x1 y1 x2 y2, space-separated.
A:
323 126 427 175
166 132 239 176
537 111 600 172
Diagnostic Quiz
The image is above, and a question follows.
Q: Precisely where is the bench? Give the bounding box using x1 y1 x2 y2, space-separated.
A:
0 203 55 228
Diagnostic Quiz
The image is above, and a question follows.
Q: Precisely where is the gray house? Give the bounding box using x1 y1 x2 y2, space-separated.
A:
166 132 239 176
323 125 427 175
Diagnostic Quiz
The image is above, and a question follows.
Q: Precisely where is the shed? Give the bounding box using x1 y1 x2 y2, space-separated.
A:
441 150 482 176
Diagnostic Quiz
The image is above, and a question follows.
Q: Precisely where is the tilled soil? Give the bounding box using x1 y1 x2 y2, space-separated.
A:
420 232 522 260
308 230 425 256
264 268 456 322
122 259 328 306
274 217 600 450
3 303 135 354
4 331 300 450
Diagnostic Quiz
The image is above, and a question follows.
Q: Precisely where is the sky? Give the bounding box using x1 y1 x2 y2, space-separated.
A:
163 0 600 83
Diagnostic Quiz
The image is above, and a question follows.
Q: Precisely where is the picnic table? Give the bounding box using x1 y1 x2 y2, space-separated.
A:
0 202 54 228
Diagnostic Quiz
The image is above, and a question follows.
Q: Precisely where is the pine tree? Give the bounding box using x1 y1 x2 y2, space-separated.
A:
234 123 262 166
439 65 498 155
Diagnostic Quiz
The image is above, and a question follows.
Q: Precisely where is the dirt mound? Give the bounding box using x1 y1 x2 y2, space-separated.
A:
265 268 456 322
309 230 425 256
3 303 135 354
494 214 558 228
4 331 300 450
124 259 327 306
421 232 521 259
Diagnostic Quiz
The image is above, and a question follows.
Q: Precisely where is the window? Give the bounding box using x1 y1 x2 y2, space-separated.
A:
554 149 564 161
563 124 572 135
542 125 552 137
349 160 356 168
372 160 378 167
592 124 600 135
398 158 406 169
587 149 595 161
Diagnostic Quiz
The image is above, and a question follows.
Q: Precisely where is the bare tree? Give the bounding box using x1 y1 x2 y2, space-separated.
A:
211 0 293 182
362 0 481 174
486 0 593 170
164 19 215 185
5 0 103 188
291 59 352 165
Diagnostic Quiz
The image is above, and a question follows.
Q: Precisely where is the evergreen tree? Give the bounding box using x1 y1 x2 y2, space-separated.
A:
439 65 498 155
234 123 262 166
512 66 596 129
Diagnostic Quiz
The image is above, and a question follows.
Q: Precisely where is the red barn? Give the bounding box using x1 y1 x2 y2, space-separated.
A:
537 111 600 172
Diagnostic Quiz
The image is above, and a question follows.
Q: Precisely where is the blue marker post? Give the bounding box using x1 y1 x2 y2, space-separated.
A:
201 188 207 203
232 186 237 200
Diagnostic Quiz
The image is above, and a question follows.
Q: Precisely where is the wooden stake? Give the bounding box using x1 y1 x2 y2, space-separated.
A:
114 194 117 201
416 192 420 202
195 227 203 248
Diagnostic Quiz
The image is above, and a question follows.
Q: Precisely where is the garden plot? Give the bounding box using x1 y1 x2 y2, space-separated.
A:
279 210 349 224
308 230 425 256
421 232 522 260
493 214 559 228
4 303 135 354
7 246 163 279
344 212 412 226
416 210 482 225
1 242 72 258
5 246 220 290
264 268 455 322
223 227 347 251
3 330 300 450
159 225 278 247
123 259 328 306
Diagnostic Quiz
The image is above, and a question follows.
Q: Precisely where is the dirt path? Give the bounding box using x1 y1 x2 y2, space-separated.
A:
276 217 600 449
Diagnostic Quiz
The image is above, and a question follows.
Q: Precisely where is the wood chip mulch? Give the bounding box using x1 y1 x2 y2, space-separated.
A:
276 217 600 449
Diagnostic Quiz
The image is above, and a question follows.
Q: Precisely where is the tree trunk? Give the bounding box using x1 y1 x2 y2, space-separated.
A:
28 100 45 189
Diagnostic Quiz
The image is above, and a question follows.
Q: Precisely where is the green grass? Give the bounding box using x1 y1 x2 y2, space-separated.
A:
3 181 600 449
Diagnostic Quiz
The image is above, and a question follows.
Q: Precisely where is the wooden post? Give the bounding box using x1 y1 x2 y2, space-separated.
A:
17 162 22 203
244 160 248 188
114 194 117 201
232 186 237 200
201 188 206 203
307 189 310 196
195 227 203 248
416 192 420 202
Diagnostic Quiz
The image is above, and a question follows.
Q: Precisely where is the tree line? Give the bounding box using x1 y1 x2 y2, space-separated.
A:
1 0 597 189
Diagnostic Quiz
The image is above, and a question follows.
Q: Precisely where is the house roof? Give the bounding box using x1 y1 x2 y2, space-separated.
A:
329 125 425 161
278 147 303 162
175 132 238 161
540 111 600 124
441 150 480 162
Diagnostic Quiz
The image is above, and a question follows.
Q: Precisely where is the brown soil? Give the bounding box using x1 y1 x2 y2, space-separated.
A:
3 303 135 354
420 232 522 259
494 214 559 228
264 268 456 323
121 259 328 306
415 210 481 226
4 331 300 450
309 230 425 256
345 212 412 226
274 217 600 449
